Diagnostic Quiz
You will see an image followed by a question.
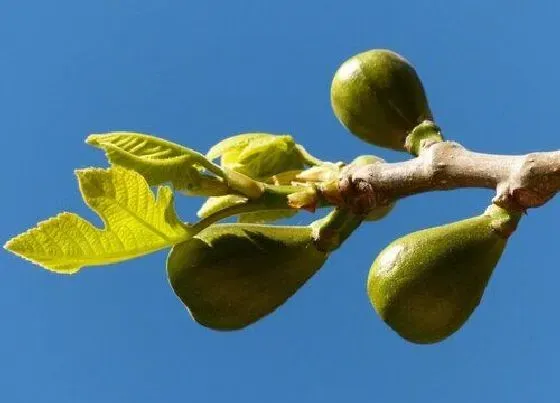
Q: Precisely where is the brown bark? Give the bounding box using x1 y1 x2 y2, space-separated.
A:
335 142 560 214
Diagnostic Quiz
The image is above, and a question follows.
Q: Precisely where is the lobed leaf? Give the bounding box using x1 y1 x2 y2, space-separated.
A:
4 167 191 274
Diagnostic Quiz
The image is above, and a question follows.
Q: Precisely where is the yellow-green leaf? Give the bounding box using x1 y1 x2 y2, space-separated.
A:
86 131 227 195
207 133 272 161
238 210 297 223
197 195 296 223
4 167 190 274
207 133 305 179
197 195 247 219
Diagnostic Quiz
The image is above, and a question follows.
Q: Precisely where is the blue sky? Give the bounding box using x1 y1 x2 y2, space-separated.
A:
1 1 559 402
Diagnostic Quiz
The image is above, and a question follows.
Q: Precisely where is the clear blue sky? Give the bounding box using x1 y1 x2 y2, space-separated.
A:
1 1 559 402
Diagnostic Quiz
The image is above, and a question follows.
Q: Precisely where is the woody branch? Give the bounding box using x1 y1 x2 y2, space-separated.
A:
334 141 560 214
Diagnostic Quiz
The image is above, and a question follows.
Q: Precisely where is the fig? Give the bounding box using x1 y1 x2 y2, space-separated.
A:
331 49 433 151
167 223 328 330
367 204 520 344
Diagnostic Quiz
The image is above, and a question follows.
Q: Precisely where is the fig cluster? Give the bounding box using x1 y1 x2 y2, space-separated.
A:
165 48 522 344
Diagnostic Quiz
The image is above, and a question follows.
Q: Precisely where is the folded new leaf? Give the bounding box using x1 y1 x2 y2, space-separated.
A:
87 132 228 195
4 167 191 274
197 195 248 219
207 133 306 179
237 210 296 223
197 195 296 223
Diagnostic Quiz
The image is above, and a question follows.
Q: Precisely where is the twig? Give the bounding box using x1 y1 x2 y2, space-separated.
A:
334 141 560 213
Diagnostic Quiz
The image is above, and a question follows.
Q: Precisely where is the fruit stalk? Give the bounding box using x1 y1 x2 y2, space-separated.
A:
190 183 333 235
311 208 363 252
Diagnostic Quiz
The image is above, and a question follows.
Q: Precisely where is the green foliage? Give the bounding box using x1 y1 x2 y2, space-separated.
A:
5 167 190 273
198 195 296 224
197 195 248 219
3 48 527 343
87 132 228 195
237 210 297 224
207 132 306 179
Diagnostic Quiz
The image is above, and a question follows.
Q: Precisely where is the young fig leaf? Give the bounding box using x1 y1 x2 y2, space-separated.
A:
166 223 328 330
198 196 296 224
367 204 521 344
197 195 248 219
295 163 342 183
87 132 228 195
4 167 190 273
237 210 296 224
207 133 306 179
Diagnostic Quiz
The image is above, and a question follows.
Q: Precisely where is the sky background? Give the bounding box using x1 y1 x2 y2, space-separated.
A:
1 1 559 402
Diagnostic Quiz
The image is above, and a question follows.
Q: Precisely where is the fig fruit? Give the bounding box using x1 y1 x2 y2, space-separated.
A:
167 223 328 330
331 49 433 151
367 204 520 344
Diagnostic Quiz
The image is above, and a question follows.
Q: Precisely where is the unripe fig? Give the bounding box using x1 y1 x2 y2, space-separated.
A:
331 49 433 151
367 205 520 344
167 224 328 330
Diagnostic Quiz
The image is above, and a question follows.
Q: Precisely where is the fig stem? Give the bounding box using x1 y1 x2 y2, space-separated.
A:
404 120 444 156
190 184 331 235
339 143 560 212
221 168 265 199
192 156 227 178
484 203 523 238
191 202 274 234
311 208 363 252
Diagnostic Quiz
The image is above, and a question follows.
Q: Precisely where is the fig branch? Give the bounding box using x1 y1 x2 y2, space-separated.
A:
5 47 558 344
333 138 560 214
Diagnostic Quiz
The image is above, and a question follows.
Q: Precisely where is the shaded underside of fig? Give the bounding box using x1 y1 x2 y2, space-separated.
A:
331 49 433 151
167 224 328 330
368 214 507 344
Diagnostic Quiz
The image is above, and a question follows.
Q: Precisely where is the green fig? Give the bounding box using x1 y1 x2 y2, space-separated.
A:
367 204 520 344
167 223 328 330
331 49 433 151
